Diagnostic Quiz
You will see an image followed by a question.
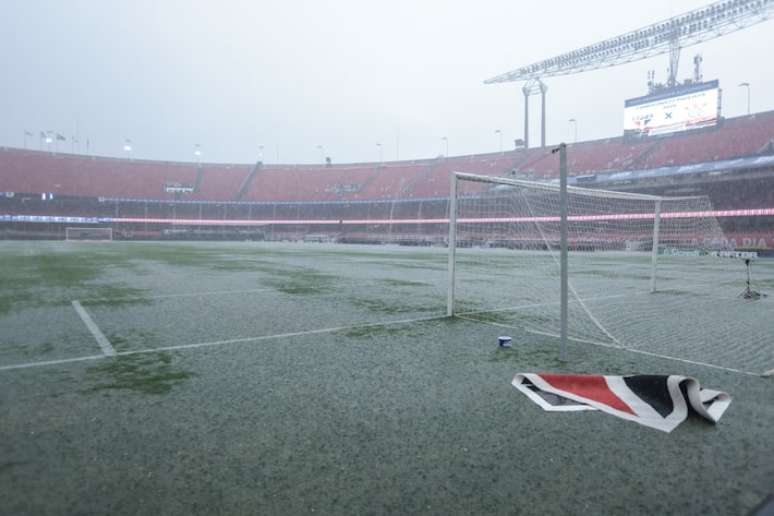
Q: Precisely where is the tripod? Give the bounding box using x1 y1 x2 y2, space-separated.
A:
739 258 765 300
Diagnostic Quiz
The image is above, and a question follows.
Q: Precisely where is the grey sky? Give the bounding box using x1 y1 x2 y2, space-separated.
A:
1 0 772 164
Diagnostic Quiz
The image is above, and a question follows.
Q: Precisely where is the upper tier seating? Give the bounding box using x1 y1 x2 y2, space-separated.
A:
638 112 774 169
2 111 773 203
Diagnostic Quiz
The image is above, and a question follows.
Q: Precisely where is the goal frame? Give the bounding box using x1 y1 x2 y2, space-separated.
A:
446 163 698 358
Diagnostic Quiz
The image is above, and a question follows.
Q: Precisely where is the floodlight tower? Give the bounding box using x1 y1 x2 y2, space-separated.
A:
521 78 548 149
484 0 774 148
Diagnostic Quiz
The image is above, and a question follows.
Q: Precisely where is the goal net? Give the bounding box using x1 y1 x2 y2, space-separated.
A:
65 227 113 241
448 171 773 375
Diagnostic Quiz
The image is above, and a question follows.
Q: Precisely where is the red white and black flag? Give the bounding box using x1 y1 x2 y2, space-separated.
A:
511 373 731 433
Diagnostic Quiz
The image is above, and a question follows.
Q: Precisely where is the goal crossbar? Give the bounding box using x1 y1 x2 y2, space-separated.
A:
452 171 703 202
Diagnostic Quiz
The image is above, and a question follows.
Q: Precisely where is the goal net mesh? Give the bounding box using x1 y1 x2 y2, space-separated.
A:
452 175 774 375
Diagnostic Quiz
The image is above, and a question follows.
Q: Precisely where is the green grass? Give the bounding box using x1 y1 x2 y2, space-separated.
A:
106 329 161 353
0 249 143 315
348 296 441 315
85 352 195 395
335 321 432 339
0 340 58 359
455 310 515 326
80 285 153 307
573 269 658 281
385 261 446 271
1 241 773 516
263 268 338 295
651 288 704 297
379 278 431 288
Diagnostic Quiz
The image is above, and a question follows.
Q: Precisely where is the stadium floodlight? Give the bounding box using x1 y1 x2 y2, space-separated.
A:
258 144 264 161
316 144 325 163
568 119 578 143
495 129 503 153
739 82 751 115
44 132 53 145
194 144 202 163
376 142 383 164
485 0 774 85
123 139 132 159
441 136 448 157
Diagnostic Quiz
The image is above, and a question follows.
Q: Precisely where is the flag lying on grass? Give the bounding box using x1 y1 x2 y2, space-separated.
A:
512 373 731 433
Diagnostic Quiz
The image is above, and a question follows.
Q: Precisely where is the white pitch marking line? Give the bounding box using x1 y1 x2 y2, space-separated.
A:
119 314 447 356
0 314 447 372
0 354 106 372
72 300 116 357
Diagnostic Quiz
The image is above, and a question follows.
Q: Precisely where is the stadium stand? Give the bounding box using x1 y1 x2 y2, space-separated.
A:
242 164 373 202
638 111 774 168
193 164 251 201
2 110 774 248
3 111 773 203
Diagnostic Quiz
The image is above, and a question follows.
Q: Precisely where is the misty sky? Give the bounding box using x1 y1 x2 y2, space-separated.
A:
1 0 773 164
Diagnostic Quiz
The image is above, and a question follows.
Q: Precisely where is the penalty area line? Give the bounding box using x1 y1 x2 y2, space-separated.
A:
0 314 448 372
72 300 115 357
119 314 448 356
0 354 106 372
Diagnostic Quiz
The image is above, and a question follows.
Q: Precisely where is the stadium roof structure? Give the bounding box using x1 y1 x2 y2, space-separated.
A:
484 0 774 85
485 0 774 150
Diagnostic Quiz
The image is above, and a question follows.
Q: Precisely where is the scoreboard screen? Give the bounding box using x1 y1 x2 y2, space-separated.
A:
624 80 721 137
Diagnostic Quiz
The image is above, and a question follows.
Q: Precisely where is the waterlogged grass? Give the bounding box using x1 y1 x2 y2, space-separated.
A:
487 342 642 374
573 269 656 281
651 288 704 297
0 339 57 360
349 296 440 316
115 243 226 268
487 344 562 364
0 292 31 317
288 248 445 262
335 321 432 339
0 249 141 315
752 278 774 288
457 310 518 325
263 268 338 295
85 352 195 395
79 285 153 308
379 278 431 288
386 261 446 271
106 329 161 353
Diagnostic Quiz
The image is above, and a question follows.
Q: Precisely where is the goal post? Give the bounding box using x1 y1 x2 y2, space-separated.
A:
446 168 728 358
650 199 662 293
558 144 568 360
65 227 113 241
446 170 458 317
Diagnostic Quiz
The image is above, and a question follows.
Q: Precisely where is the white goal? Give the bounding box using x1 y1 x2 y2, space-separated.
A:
65 227 113 241
446 165 773 375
